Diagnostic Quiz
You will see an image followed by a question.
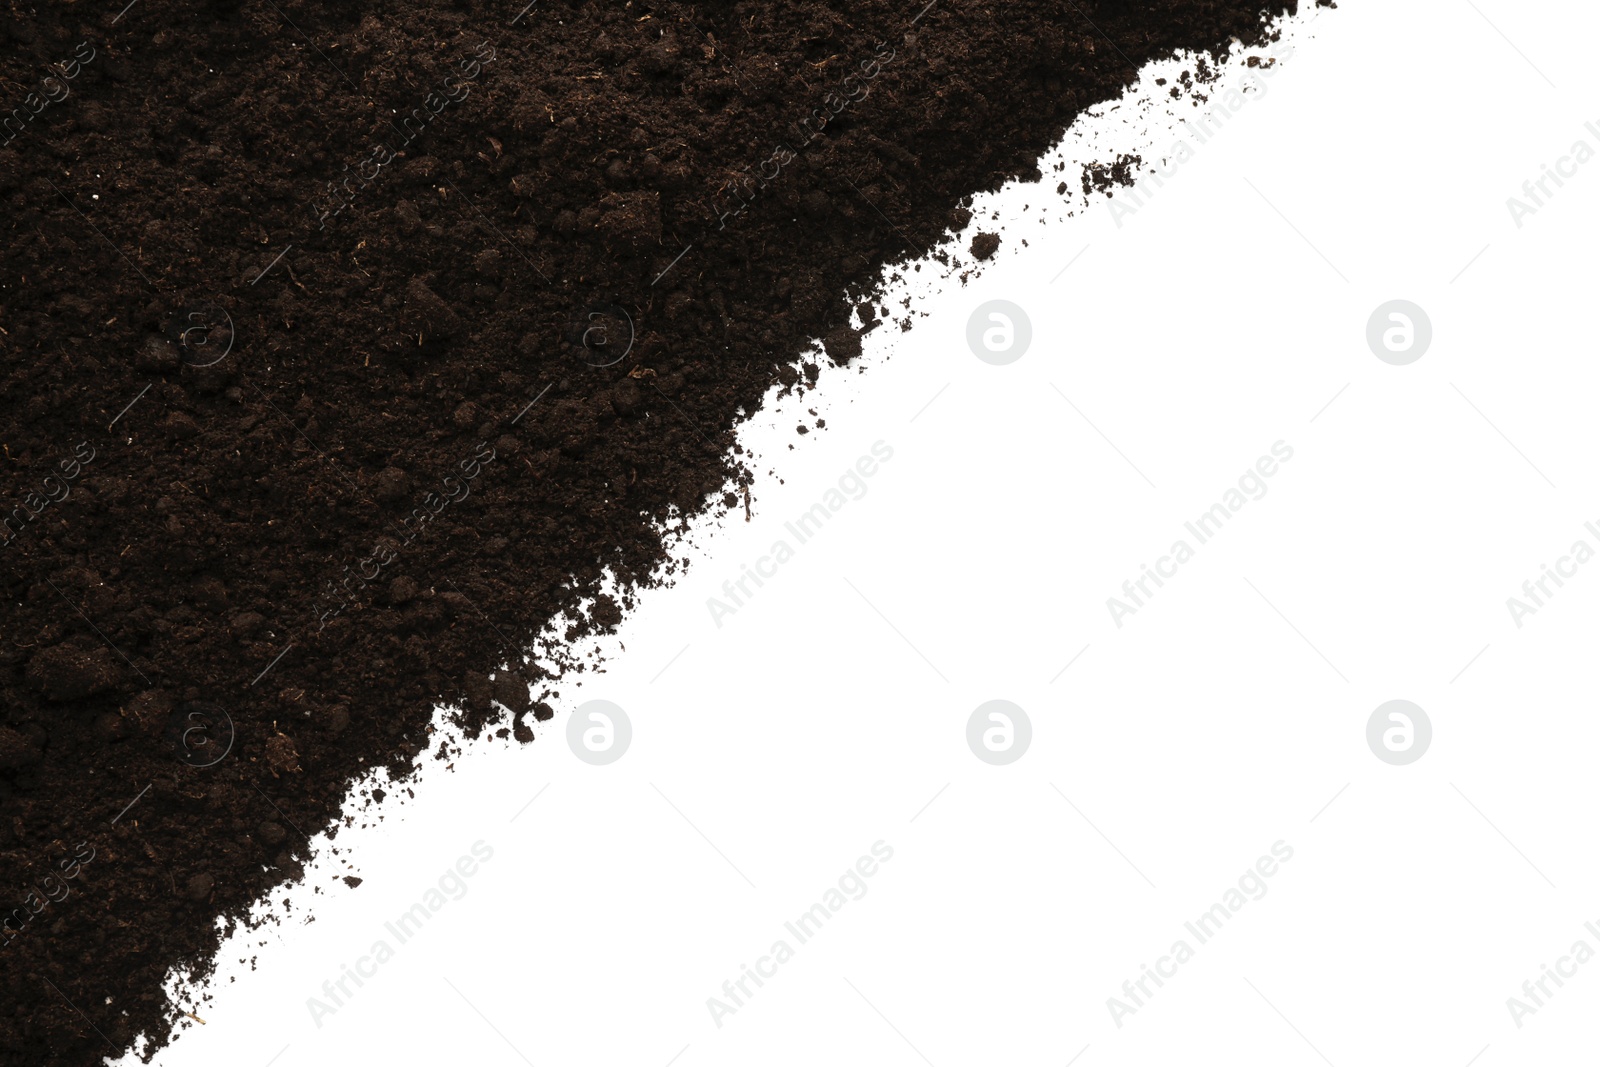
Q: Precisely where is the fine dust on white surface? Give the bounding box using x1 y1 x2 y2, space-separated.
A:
126 2 1600 1065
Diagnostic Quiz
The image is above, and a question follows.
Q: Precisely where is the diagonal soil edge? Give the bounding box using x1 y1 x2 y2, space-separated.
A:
0 0 1319 1061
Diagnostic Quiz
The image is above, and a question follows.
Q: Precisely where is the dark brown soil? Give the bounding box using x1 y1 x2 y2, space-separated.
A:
0 0 1314 1061
969 231 1000 261
1083 151 1145 197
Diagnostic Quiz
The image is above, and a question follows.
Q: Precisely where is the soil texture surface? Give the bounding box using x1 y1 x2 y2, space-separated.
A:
0 0 1313 1061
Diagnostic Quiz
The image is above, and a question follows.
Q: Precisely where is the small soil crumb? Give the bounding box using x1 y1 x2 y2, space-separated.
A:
970 233 1001 261
823 326 863 365
264 733 302 777
1082 153 1144 197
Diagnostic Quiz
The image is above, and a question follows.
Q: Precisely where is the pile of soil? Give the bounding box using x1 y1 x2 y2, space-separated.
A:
0 0 1319 1061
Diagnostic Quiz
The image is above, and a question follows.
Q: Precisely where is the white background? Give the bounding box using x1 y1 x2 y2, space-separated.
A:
126 2 1600 1065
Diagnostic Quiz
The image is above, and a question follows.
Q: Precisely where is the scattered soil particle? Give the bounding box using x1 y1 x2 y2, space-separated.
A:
1083 153 1145 198
970 233 1002 261
823 325 865 366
